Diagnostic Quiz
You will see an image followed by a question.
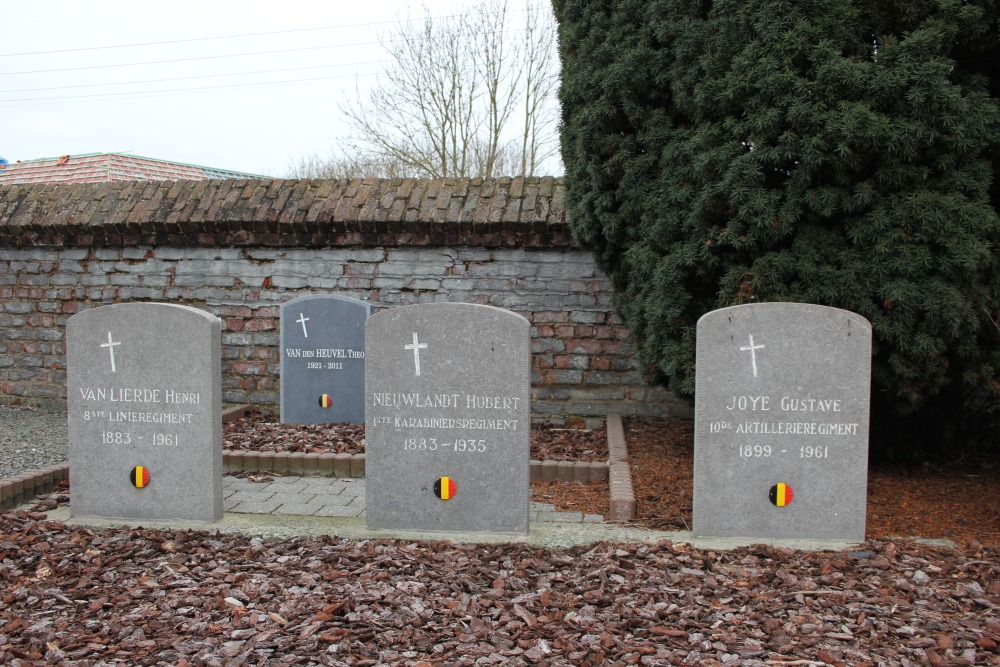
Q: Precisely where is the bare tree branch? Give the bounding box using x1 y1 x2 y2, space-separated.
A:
289 0 560 179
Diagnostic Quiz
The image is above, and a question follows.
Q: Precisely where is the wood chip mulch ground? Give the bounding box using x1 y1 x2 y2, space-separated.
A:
1 508 998 666
622 418 1000 549
3 416 998 665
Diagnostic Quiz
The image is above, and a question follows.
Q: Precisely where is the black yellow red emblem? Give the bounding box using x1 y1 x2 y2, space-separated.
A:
769 482 793 507
319 393 333 408
434 476 457 501
130 466 150 489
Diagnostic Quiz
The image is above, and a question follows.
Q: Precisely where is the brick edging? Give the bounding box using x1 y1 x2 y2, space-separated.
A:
222 403 253 423
606 414 637 522
225 451 367 478
530 459 609 482
223 450 608 482
0 464 69 511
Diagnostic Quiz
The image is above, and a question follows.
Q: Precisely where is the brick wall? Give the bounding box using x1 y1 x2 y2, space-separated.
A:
0 177 690 425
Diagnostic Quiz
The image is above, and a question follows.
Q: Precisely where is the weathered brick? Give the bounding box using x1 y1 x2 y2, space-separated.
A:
591 356 612 371
249 391 278 404
271 276 307 289
570 310 603 324
566 339 603 355
0 314 27 326
49 274 79 286
3 302 34 314
586 371 642 386
554 355 589 370
555 325 576 338
404 278 442 291
251 333 279 346
242 318 276 332
232 361 268 375
306 277 339 289
221 305 253 317
532 338 565 354
25 314 54 327
173 274 235 288
6 367 45 380
223 390 248 404
80 274 110 287
109 274 142 287
33 329 63 341
223 333 254 346
544 369 584 384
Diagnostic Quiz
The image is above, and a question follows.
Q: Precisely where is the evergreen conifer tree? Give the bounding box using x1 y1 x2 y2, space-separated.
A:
555 0 1000 457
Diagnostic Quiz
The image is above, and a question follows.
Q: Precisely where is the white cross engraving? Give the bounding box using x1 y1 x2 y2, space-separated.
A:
739 334 765 378
297 313 310 338
100 331 121 373
404 332 428 376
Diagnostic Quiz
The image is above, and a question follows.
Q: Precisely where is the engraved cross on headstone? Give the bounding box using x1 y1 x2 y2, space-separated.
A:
297 313 310 338
404 332 428 376
100 331 120 373
739 334 765 378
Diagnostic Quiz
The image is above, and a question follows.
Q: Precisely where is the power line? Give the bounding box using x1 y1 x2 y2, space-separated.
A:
0 40 387 76
0 72 379 108
0 1 551 60
0 15 462 58
0 4 553 108
0 62 385 94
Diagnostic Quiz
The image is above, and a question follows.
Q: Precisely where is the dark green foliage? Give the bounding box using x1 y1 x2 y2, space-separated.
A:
554 0 1000 458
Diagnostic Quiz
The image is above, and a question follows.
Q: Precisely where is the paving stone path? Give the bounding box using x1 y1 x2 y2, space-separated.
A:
224 476 605 524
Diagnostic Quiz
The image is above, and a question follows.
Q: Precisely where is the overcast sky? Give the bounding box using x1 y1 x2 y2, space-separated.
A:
1 0 558 177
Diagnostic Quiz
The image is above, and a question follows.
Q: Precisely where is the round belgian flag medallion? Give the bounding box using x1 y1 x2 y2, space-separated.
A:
130 465 150 489
769 482 793 507
434 476 457 501
318 393 333 409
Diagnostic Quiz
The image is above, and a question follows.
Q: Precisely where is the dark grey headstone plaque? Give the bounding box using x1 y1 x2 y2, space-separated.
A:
366 303 531 534
280 294 372 424
67 303 222 522
693 303 872 541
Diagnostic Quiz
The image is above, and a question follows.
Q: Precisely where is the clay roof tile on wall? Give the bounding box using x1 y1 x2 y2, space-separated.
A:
0 153 263 185
0 177 569 248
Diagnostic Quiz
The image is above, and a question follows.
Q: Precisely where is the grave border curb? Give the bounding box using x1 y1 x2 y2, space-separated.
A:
222 403 253 423
0 464 69 510
221 451 609 482
607 414 637 522
3 409 624 515
221 404 612 483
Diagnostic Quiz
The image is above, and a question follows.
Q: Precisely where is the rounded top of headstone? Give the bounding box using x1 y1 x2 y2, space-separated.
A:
370 302 529 325
697 302 871 332
280 293 373 309
68 302 220 326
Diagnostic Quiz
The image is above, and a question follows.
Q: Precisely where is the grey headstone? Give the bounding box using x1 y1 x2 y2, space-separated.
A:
67 303 222 522
693 303 872 541
280 294 372 424
365 303 531 534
